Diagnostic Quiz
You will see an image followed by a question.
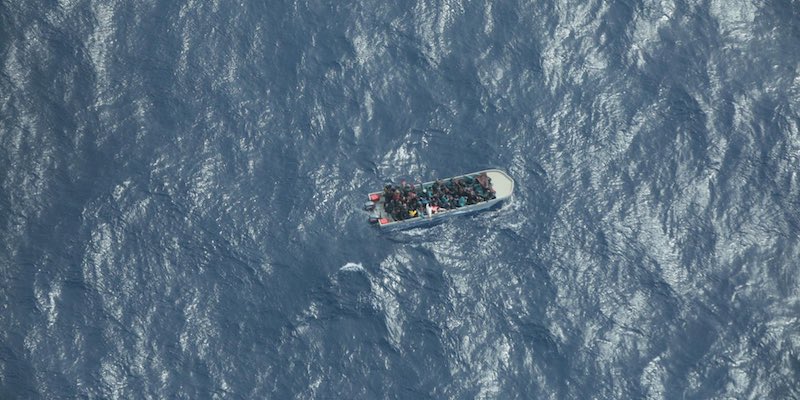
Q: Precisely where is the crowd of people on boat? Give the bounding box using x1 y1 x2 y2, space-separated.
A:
382 172 496 221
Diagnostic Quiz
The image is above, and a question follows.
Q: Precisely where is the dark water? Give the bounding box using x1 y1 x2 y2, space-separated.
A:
2 0 799 398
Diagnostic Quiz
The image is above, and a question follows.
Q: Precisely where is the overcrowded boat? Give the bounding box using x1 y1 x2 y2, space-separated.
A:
363 169 514 229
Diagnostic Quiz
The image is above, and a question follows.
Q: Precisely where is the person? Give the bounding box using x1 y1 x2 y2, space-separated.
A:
383 184 394 202
440 195 450 209
476 172 490 189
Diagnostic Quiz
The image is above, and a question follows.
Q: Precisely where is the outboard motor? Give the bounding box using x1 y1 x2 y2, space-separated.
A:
363 201 375 211
368 214 380 224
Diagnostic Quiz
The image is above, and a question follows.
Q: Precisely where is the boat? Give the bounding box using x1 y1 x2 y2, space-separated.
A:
363 169 514 230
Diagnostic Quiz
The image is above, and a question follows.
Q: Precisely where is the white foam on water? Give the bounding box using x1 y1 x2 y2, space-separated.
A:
88 1 116 91
369 253 408 349
340 262 364 272
709 0 757 42
628 0 677 68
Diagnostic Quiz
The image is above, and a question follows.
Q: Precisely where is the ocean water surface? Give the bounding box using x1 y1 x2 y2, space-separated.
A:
1 0 799 398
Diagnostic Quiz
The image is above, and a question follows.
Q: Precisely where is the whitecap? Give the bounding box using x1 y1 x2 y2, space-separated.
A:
340 262 364 272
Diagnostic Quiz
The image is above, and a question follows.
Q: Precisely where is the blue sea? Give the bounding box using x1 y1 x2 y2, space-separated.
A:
2 0 799 398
